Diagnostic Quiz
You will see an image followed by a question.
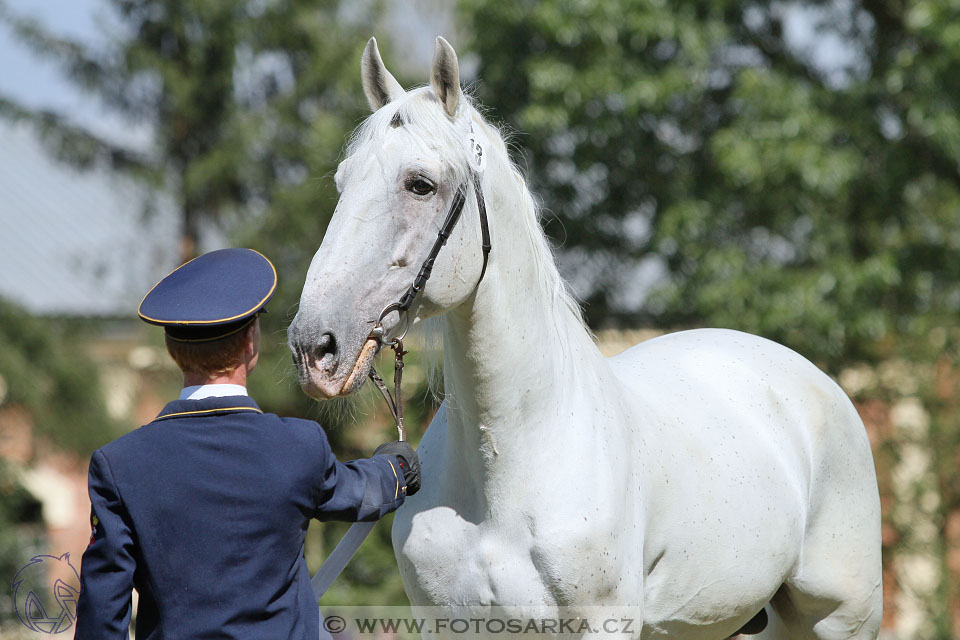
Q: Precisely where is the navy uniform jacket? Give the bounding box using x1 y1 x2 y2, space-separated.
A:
75 395 407 639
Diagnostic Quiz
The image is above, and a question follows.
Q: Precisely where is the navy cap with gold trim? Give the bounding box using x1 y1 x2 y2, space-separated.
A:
138 248 277 342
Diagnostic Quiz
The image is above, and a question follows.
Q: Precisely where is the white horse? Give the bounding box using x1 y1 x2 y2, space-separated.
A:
288 37 882 639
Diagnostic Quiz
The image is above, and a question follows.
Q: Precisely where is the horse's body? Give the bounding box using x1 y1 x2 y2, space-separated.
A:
398 327 878 638
289 37 882 639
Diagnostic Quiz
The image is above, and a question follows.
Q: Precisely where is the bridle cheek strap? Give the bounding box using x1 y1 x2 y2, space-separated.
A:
366 170 491 438
474 174 492 282
393 170 490 316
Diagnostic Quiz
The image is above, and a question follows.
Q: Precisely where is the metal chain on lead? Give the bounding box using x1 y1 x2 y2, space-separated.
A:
368 331 407 442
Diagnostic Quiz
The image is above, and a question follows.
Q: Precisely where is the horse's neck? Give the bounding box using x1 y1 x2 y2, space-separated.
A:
439 176 605 493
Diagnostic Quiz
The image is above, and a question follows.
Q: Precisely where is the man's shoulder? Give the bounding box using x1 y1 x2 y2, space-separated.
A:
263 412 327 436
93 404 330 461
91 412 333 485
105 411 326 449
95 425 148 458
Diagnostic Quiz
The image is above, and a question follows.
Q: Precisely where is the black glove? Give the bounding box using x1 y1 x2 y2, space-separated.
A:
374 440 421 497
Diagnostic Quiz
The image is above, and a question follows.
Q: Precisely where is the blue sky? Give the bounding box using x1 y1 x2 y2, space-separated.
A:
0 0 123 132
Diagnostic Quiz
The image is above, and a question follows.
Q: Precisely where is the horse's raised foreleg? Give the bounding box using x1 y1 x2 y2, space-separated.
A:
760 403 882 640
768 576 881 640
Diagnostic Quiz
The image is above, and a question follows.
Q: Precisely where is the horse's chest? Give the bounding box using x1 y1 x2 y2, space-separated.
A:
397 507 553 605
396 504 625 607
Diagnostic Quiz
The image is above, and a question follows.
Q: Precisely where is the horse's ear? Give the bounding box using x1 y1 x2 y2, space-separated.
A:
361 37 405 111
431 37 461 118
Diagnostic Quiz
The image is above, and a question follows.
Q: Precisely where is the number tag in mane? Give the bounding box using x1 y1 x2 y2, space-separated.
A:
468 124 487 173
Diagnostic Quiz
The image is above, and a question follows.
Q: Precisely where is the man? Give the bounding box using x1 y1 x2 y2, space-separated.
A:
75 248 420 639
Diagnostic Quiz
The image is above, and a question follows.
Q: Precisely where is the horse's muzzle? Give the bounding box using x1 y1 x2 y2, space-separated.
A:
290 329 376 399
290 330 342 398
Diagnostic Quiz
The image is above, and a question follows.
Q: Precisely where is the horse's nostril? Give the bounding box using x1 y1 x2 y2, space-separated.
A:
292 332 339 373
315 332 335 356
312 332 338 372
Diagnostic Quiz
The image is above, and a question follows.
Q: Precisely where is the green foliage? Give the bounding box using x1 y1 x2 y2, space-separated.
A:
0 298 118 457
0 460 44 624
460 0 960 368
0 299 98 622
0 0 403 445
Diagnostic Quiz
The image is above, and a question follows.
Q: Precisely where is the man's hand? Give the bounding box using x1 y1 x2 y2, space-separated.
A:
374 441 421 496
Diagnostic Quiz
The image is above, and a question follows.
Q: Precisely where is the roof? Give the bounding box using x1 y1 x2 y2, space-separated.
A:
0 120 179 316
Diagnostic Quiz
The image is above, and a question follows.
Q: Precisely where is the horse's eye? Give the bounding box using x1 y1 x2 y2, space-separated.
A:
405 176 436 196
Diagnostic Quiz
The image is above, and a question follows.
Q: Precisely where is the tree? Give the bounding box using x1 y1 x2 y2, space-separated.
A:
0 297 111 625
0 298 118 457
459 0 960 368
0 459 43 626
0 0 405 427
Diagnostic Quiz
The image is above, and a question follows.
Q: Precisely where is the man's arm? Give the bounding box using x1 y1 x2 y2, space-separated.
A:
75 450 135 639
310 426 414 522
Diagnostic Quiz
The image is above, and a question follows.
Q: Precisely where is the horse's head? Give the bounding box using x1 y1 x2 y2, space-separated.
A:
289 37 497 399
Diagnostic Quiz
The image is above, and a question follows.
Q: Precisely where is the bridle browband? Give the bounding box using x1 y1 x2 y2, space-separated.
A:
366 168 491 440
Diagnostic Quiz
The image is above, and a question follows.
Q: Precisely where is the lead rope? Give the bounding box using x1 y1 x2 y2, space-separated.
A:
311 337 407 603
368 339 407 441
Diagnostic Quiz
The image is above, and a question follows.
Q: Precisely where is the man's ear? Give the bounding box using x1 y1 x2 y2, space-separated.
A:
245 321 259 357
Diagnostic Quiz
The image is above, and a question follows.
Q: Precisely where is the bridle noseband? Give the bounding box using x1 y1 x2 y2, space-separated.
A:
367 168 491 440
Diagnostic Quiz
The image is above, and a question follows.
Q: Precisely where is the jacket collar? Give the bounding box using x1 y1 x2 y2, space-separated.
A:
154 395 263 421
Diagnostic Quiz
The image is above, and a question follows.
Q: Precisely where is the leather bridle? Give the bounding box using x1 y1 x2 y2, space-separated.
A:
366 168 491 440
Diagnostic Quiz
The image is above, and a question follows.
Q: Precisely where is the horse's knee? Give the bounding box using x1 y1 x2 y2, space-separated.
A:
774 579 882 640
814 589 882 640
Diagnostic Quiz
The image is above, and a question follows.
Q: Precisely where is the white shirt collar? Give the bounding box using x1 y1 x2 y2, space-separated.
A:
179 384 249 401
